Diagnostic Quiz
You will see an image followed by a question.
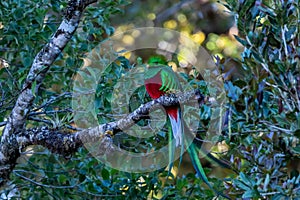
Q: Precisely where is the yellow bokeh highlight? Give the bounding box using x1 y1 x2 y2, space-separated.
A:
216 36 226 49
208 33 219 41
206 41 216 50
114 24 135 35
163 20 177 29
180 30 190 37
177 49 190 67
132 29 141 38
224 47 233 55
147 13 156 20
181 25 192 34
122 34 135 45
177 13 187 23
191 31 206 45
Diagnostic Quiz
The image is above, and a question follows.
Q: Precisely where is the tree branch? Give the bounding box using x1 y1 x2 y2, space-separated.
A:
17 89 206 156
0 0 96 186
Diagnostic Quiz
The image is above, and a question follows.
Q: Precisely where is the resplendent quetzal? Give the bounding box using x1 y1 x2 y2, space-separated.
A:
144 63 232 198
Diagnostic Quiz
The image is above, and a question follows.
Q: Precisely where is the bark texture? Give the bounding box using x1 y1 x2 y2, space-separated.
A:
0 0 96 186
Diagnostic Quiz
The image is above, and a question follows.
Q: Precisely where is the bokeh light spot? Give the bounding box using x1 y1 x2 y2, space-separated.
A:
147 13 156 20
191 31 206 45
122 34 135 45
163 20 177 29
206 41 216 50
177 14 187 23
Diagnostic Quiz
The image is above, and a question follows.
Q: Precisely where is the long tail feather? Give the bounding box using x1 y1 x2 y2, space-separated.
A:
166 107 232 199
183 121 235 172
183 121 232 199
187 142 212 187
168 114 182 147
168 108 185 164
167 124 175 175
187 142 231 199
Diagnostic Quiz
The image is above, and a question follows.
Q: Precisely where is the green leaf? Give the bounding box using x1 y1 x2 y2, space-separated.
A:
251 51 263 63
13 8 25 20
21 55 32 68
93 182 103 192
233 179 250 191
263 173 270 191
101 168 110 180
58 174 67 184
240 172 252 187
242 189 255 198
225 81 242 102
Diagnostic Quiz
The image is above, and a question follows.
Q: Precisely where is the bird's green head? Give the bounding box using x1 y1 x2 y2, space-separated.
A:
147 55 168 65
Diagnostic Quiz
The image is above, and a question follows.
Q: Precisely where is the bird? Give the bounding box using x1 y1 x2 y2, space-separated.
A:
144 63 232 199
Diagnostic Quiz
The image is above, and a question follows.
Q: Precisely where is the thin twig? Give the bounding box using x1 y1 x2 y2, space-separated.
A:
31 92 72 112
14 171 81 189
29 108 73 116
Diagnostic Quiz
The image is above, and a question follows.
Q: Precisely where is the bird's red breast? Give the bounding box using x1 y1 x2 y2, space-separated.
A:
144 72 179 120
144 72 164 99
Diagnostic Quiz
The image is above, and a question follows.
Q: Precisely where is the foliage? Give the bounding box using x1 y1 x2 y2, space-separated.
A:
0 0 127 125
0 0 299 199
221 0 300 198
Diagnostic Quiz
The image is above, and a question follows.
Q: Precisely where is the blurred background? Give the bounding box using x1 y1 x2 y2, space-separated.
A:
107 0 245 80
